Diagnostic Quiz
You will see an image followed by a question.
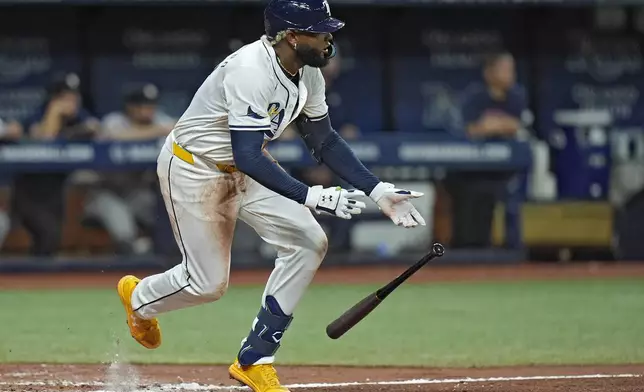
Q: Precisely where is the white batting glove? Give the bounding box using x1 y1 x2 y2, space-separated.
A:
369 182 426 228
305 185 366 219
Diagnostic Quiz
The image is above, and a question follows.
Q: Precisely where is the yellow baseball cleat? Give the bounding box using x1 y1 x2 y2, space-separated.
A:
228 359 290 392
117 275 161 349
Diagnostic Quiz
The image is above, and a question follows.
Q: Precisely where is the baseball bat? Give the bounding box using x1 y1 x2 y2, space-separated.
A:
325 242 445 339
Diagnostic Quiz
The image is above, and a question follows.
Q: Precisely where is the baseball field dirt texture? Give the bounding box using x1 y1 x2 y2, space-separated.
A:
1 263 643 392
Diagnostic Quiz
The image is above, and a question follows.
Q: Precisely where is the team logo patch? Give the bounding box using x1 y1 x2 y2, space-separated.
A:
322 0 331 16
267 103 281 117
267 102 285 136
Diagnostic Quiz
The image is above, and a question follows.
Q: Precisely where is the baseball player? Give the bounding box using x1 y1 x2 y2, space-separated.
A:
117 1 426 391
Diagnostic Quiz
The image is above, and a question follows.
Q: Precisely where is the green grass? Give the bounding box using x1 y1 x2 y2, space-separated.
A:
1 278 643 367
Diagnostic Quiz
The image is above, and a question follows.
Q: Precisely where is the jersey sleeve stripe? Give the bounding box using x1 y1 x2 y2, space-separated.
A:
231 128 273 137
229 128 273 133
308 113 329 122
229 124 272 129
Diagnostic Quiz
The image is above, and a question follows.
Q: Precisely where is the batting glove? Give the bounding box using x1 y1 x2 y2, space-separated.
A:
305 185 366 220
369 182 426 228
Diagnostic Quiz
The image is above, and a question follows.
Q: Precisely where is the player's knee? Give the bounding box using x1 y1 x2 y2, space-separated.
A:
314 226 329 261
194 278 229 301
301 223 328 264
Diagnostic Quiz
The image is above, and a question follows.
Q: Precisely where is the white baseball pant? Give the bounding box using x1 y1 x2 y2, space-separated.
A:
130 136 328 319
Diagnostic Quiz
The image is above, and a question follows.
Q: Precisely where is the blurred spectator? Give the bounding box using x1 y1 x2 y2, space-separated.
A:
460 53 527 141
26 74 100 141
0 117 24 141
83 84 175 255
0 117 23 250
0 210 8 251
445 52 528 248
10 73 99 256
97 84 175 141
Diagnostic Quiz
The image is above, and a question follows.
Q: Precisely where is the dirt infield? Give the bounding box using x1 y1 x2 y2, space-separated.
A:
0 363 642 391
2 263 644 391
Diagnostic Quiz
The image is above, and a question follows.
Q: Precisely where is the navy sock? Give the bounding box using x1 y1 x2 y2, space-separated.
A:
237 296 293 366
265 296 287 317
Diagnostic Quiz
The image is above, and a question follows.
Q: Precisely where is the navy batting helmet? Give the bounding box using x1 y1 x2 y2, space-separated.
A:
264 0 345 40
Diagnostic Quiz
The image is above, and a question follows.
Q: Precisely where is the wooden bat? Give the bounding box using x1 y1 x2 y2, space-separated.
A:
325 243 445 339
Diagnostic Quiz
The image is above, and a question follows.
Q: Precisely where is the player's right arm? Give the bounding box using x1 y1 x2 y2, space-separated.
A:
223 65 365 219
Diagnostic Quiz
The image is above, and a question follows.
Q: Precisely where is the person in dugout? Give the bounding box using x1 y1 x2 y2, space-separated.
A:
83 84 175 255
446 51 528 248
10 73 100 256
0 117 23 251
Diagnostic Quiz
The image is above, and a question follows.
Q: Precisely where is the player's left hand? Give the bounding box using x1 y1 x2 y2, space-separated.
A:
369 182 426 228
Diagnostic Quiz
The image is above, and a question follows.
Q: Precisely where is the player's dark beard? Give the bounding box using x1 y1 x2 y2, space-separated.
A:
295 44 329 68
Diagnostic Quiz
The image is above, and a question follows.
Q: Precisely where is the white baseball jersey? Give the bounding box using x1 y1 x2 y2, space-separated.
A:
171 35 329 165
130 35 333 361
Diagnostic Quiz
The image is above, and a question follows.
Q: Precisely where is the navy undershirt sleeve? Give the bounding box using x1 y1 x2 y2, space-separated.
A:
230 130 309 204
315 121 380 195
296 115 380 195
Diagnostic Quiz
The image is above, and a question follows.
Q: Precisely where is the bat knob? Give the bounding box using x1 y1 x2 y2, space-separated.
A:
432 243 445 257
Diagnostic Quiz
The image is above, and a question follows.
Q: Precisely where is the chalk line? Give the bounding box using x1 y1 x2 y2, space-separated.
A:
0 373 641 391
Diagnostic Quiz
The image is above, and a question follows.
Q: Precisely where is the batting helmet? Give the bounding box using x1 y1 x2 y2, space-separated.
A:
264 0 345 40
